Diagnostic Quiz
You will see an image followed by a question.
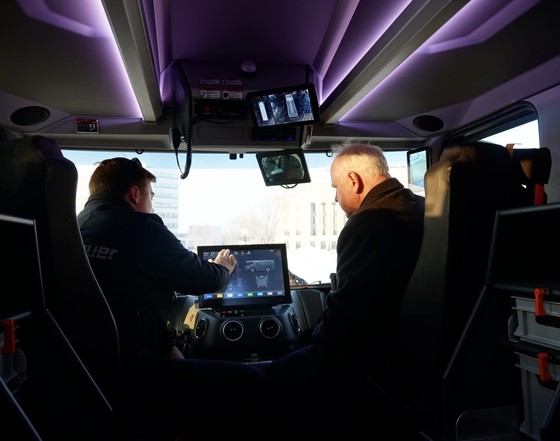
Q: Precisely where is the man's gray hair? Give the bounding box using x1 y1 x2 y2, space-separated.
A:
331 141 390 177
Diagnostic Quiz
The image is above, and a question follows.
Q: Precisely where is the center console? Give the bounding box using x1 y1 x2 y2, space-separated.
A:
183 302 302 362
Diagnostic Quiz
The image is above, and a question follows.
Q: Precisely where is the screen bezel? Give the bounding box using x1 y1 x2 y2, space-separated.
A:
197 243 293 310
407 146 432 194
246 83 320 128
256 148 311 187
0 214 45 314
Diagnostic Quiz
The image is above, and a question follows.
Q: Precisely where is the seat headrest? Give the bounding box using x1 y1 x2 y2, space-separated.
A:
0 135 72 219
511 147 551 184
440 141 512 169
438 140 533 206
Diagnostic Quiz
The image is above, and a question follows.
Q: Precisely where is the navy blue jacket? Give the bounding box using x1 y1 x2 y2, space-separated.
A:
78 193 230 364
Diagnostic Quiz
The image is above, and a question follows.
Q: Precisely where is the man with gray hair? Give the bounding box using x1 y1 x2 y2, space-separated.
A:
266 142 425 435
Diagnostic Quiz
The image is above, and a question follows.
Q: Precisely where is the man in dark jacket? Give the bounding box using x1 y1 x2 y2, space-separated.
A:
78 157 270 439
78 157 236 363
265 142 425 435
316 142 425 369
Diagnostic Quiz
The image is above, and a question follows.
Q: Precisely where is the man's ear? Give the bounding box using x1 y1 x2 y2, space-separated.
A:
127 185 141 205
348 172 364 194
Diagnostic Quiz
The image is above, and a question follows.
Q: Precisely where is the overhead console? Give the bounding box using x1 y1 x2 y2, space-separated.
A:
177 61 318 151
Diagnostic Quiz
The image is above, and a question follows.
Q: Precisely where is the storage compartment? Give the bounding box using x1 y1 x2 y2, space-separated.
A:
487 204 560 441
516 350 560 440
513 295 560 350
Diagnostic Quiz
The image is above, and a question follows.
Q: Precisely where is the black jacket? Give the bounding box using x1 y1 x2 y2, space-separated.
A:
78 193 230 364
312 178 425 365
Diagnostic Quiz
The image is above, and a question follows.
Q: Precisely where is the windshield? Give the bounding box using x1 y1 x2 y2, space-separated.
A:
64 149 409 285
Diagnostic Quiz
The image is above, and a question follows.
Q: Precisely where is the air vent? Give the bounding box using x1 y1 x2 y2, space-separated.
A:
194 318 208 340
222 319 244 342
413 115 444 132
10 106 50 126
259 317 281 339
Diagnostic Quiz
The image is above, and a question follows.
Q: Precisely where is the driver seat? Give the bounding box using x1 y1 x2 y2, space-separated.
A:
0 133 183 440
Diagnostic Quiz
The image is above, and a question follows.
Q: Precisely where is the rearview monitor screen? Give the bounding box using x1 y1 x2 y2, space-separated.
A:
256 149 311 187
246 83 320 128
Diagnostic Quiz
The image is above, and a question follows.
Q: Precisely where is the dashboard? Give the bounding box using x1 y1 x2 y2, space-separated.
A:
171 287 328 363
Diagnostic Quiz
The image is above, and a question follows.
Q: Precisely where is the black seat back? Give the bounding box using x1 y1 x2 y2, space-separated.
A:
0 135 121 398
392 141 533 430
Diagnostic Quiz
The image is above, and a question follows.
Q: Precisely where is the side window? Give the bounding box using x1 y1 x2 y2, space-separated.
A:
479 120 540 149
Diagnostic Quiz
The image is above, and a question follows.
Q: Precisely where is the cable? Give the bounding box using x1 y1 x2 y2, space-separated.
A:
180 118 192 180
169 60 194 180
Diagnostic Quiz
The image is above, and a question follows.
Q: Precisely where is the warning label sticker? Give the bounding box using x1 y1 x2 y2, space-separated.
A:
200 78 243 100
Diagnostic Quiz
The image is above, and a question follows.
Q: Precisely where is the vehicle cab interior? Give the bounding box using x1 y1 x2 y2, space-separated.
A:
1 1 560 440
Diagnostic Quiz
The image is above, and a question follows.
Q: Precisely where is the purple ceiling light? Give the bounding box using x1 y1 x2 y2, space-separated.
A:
17 0 110 37
422 0 540 54
320 0 469 125
339 0 539 122
17 0 141 118
321 0 411 103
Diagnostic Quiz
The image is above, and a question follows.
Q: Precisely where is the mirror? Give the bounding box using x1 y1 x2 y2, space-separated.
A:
256 149 311 187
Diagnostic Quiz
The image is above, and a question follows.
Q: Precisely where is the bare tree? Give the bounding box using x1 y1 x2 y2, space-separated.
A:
224 202 278 243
